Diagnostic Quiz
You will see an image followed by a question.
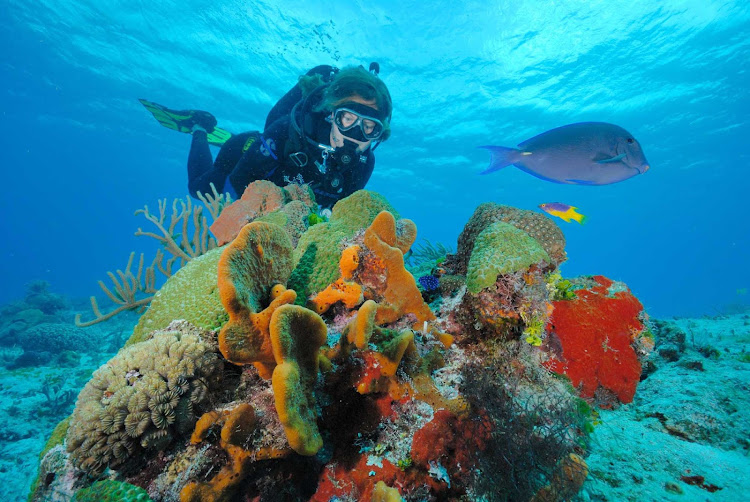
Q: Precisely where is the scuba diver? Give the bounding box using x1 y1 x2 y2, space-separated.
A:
140 63 392 209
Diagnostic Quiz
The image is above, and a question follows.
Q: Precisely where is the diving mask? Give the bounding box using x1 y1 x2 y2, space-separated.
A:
331 102 385 141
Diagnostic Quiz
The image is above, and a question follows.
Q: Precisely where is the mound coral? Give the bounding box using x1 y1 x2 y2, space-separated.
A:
129 247 227 345
466 221 551 293
19 323 96 353
454 202 566 273
544 275 647 406
289 190 399 302
66 321 223 475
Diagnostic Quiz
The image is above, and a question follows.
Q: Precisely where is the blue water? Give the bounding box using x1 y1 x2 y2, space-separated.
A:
1 0 748 318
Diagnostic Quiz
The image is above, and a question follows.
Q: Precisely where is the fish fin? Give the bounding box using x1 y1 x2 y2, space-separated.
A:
478 145 522 174
595 153 626 164
572 211 587 225
565 179 598 185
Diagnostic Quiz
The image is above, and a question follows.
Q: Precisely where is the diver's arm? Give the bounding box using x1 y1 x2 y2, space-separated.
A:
187 131 250 199
342 153 376 198
226 135 281 195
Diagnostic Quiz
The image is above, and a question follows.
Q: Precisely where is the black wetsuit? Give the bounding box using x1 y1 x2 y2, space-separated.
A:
187 65 376 209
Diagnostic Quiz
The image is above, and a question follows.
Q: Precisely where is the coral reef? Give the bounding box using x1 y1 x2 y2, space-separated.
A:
30 188 660 502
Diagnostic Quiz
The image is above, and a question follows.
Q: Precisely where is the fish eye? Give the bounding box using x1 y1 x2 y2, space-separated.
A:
627 138 634 144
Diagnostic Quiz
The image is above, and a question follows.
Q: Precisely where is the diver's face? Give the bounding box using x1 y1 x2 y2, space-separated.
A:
330 95 379 153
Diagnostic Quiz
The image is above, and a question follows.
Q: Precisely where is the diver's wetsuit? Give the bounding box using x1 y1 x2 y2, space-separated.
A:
187 65 376 209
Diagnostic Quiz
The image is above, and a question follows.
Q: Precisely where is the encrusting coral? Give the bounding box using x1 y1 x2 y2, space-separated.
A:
66 321 223 475
466 221 551 293
544 275 650 407
72 479 153 501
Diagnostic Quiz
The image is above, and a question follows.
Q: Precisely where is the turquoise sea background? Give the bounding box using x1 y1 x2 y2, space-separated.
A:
1 0 748 318
2 2 750 500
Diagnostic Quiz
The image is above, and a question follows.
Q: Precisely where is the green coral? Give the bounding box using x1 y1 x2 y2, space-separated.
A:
257 200 312 248
72 480 152 501
39 416 70 460
522 318 545 347
66 321 223 475
291 190 398 301
128 247 228 345
456 203 566 275
546 271 577 301
466 222 551 293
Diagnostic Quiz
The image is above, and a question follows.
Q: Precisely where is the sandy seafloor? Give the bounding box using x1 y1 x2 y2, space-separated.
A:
1 296 748 501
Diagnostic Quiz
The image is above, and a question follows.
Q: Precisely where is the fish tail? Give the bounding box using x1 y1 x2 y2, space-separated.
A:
478 145 522 174
572 210 587 225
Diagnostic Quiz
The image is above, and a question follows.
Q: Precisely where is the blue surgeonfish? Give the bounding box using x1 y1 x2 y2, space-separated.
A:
479 122 649 185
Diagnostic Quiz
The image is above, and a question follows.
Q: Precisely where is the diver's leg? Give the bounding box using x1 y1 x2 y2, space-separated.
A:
187 129 225 198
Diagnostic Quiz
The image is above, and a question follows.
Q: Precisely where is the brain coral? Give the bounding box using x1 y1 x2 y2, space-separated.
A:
467 222 551 293
18 323 96 353
129 247 227 345
455 202 566 274
66 321 223 475
289 190 399 303
72 480 152 501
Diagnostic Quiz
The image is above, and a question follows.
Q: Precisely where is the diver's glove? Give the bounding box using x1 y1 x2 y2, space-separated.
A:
190 110 218 133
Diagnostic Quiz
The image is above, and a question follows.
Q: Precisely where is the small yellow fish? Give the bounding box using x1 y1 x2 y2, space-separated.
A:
539 202 587 224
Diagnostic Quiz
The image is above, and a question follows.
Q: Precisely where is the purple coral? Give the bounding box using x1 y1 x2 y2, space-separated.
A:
418 275 440 292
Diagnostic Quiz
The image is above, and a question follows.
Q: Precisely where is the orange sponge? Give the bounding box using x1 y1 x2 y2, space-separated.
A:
363 212 434 326
216 220 297 367
270 305 328 455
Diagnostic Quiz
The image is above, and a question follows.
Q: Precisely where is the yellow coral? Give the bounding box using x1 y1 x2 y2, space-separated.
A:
372 481 403 502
